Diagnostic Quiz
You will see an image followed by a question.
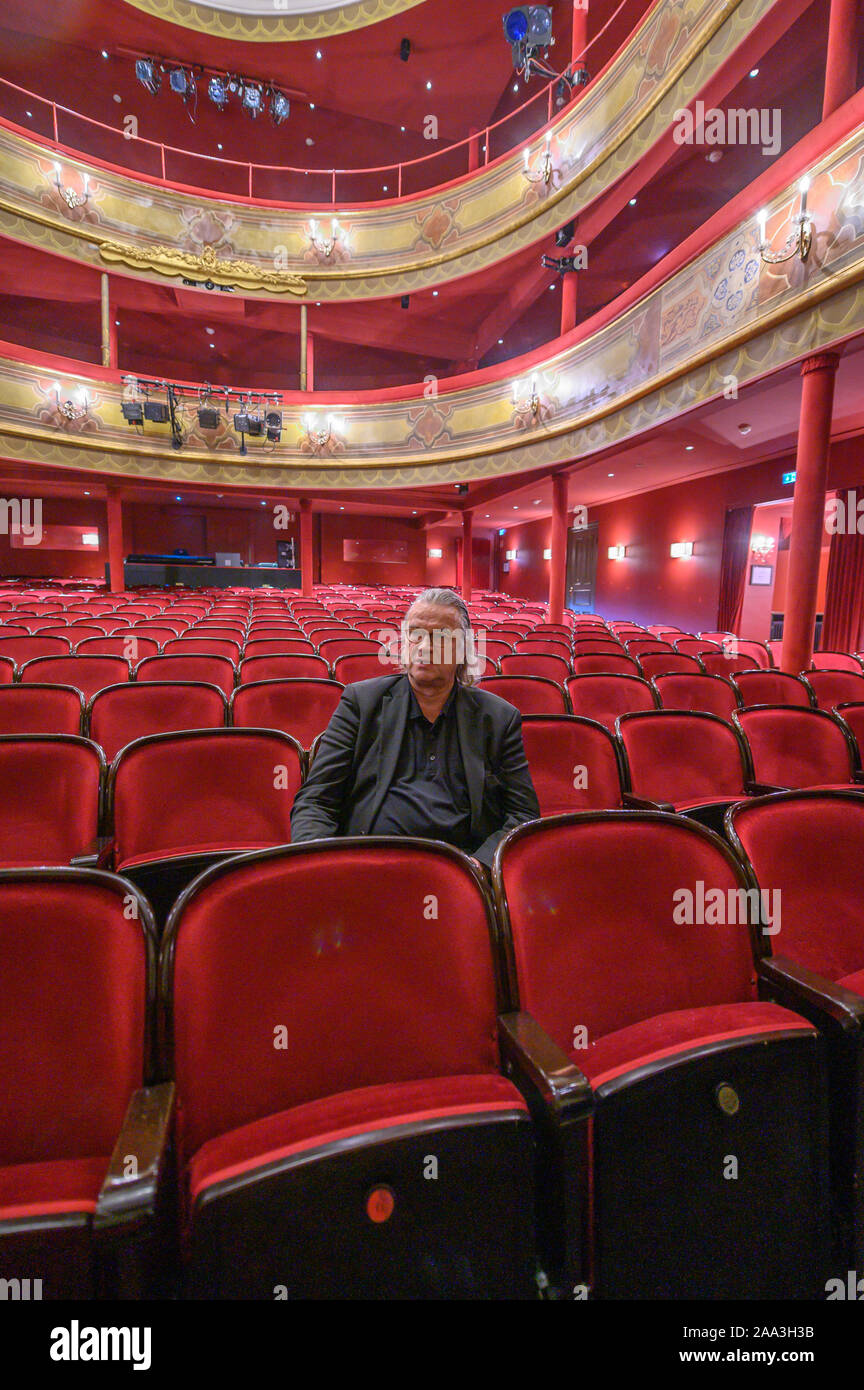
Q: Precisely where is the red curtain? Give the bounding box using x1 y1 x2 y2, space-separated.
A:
717 505 754 632
822 524 864 653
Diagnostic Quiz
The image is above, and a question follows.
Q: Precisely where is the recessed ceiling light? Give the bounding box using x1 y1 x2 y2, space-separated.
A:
26 111 32 118
533 499 541 504
608 472 614 477
84 490 90 495
260 499 266 505
114 319 120 326
101 49 109 59
383 185 388 191
412 510 416 514
629 197 637 206
112 94 122 104
485 514 490 518
432 290 438 296
205 327 215 334
306 137 314 146
513 505 518 509
217 143 223 150
549 283 556 289
316 50 322 59
426 80 432 90
176 495 182 501
339 505 344 510
706 150 723 163
309 103 315 110
685 444 694 451
209 343 215 348
513 84 519 93
738 422 752 435
749 67 759 77
217 493 223 499
401 125 406 132
498 338 504 344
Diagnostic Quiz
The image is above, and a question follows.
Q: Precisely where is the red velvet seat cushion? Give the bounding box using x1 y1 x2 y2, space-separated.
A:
572 1000 814 1089
188 1073 526 1202
837 968 864 998
0 1156 106 1220
117 841 280 872
673 794 752 812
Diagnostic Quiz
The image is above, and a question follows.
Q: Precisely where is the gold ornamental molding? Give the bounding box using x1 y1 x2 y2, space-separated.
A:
99 241 307 295
0 0 794 300
3 125 864 490
120 0 427 42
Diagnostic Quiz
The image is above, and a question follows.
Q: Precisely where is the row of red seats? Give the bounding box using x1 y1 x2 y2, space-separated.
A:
6 793 862 1298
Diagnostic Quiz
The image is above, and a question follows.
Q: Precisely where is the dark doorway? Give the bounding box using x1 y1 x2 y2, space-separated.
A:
566 522 598 613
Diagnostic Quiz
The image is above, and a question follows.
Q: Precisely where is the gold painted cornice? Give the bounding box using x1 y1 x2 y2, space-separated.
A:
3 126 864 491
0 0 780 300
120 0 426 41
99 241 307 294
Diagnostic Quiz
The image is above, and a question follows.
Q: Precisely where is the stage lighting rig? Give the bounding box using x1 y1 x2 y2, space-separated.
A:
541 252 580 275
135 59 160 95
502 8 589 96
241 83 264 119
555 220 576 248
208 75 229 110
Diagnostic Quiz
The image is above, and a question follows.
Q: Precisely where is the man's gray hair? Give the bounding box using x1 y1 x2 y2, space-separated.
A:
402 587 482 686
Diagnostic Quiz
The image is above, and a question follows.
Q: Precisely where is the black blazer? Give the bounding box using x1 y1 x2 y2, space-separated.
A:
290 673 540 866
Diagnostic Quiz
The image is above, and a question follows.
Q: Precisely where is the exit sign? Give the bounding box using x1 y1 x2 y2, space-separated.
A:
782 471 797 486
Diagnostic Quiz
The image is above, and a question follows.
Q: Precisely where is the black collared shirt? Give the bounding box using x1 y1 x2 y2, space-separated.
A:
370 680 473 850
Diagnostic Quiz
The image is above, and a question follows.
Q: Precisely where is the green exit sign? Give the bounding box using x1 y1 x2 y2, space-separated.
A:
782 471 797 485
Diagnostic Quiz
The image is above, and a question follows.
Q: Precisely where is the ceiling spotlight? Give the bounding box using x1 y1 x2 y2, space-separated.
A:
246 413 264 437
316 49 322 59
749 67 759 78
135 59 160 95
555 219 576 247
101 49 109 60
266 409 283 443
241 83 263 118
426 80 432 90
400 38 411 61
197 405 220 429
169 68 190 96
122 401 144 424
233 411 249 434
208 75 229 109
144 400 170 423
629 197 637 206
270 90 290 125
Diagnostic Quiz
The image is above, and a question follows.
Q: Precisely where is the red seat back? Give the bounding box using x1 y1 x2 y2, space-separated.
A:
230 679 345 748
520 716 624 814
499 653 570 681
835 703 864 763
164 841 503 1162
89 682 228 762
136 654 237 699
0 635 72 663
637 652 702 680
803 669 864 712
0 736 104 867
700 651 759 678
332 653 393 683
735 707 856 788
478 675 567 715
110 729 302 871
240 653 331 683
564 673 658 731
20 656 131 702
618 711 748 805
810 652 864 672
495 814 757 1052
653 673 740 720
75 635 161 660
0 656 17 684
317 638 383 663
164 638 242 662
571 653 640 677
0 684 84 737
0 870 152 1164
732 669 813 709
728 791 864 979
243 638 315 657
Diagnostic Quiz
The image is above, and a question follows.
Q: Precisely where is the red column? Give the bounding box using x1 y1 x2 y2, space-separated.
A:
462 511 473 602
782 353 840 675
560 271 577 335
823 0 859 118
299 497 314 597
549 473 568 623
106 488 125 594
467 127 480 173
306 332 315 392
571 1 589 69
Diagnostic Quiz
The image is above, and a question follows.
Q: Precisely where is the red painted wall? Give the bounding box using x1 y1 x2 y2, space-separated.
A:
318 513 426 586
0 494 107 578
497 515 551 601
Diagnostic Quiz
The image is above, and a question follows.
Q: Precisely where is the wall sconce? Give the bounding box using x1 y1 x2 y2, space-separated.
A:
55 385 89 421
53 162 90 209
302 414 340 453
427 548 443 559
309 217 343 258
758 177 812 265
750 533 775 562
82 532 100 547
543 548 552 560
522 133 555 187
511 378 541 420
670 541 694 559
505 549 517 561
608 545 627 561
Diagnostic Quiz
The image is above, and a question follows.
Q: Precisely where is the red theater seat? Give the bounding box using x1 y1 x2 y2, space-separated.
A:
163 840 536 1298
636 652 702 680
243 638 315 657
230 679 345 748
810 651 864 672
0 656 16 684
802 669 864 711
727 790 864 1266
494 811 829 1297
571 652 640 677
478 675 567 715
617 709 764 829
75 635 161 660
652 672 741 720
564 673 658 731
88 682 228 762
0 685 84 737
0 735 104 867
699 651 760 678
108 728 303 922
499 653 570 681
732 669 814 709
734 706 862 790
835 703 864 763
520 716 625 814
0 869 172 1298
332 653 393 683
164 638 243 662
136 654 237 699
19 656 131 702
0 636 72 663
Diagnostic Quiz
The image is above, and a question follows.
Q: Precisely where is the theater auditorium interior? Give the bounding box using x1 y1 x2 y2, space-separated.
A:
1 0 864 1322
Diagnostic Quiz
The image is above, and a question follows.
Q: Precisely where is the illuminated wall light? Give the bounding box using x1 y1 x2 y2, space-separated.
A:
543 548 552 560
428 548 443 559
670 541 694 559
82 533 100 547
505 549 517 561
607 545 627 561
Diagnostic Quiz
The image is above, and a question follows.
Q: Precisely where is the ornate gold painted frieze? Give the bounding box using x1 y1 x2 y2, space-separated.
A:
120 0 427 42
0 0 782 300
2 126 864 491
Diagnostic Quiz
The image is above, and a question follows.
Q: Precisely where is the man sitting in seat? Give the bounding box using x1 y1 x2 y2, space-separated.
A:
290 588 539 870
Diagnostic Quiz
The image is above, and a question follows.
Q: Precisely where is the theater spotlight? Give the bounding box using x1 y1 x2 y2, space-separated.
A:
269 90 290 126
122 400 144 424
169 68 190 96
144 400 171 423
197 403 221 429
246 413 264 437
266 409 283 443
208 75 229 109
135 59 160 95
503 7 553 58
233 411 250 434
555 219 576 248
241 83 263 118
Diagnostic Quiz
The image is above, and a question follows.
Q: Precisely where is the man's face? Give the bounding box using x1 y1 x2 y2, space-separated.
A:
404 603 464 695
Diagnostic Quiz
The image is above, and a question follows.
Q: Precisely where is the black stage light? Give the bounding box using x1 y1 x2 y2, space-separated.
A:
270 91 290 125
122 401 144 424
246 414 264 436
198 406 220 429
400 38 411 61
572 63 590 87
455 483 469 494
266 410 283 431
135 59 160 95
208 76 229 109
241 83 263 118
555 219 575 248
144 401 170 423
233 411 250 433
